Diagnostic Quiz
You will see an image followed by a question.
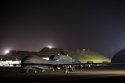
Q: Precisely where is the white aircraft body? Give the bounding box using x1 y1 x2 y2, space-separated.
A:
21 50 84 73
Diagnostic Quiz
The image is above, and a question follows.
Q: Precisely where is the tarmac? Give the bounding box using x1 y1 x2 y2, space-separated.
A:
0 67 125 83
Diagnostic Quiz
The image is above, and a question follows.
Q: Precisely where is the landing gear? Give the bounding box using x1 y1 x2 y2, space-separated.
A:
64 65 75 73
64 66 69 73
69 66 75 72
41 69 46 72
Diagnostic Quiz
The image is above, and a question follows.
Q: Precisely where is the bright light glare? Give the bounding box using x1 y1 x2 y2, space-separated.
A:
47 45 53 49
4 49 10 55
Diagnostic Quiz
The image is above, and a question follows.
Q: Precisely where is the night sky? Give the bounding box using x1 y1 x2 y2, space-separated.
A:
1 0 125 58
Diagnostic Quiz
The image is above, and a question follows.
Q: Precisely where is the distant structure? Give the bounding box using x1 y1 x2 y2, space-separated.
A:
2 50 38 60
0 47 111 63
111 49 125 63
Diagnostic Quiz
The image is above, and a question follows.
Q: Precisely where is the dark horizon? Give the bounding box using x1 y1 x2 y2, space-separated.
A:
1 0 125 58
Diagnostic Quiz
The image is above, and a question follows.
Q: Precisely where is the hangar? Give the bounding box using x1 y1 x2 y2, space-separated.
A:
0 47 111 64
39 48 111 63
